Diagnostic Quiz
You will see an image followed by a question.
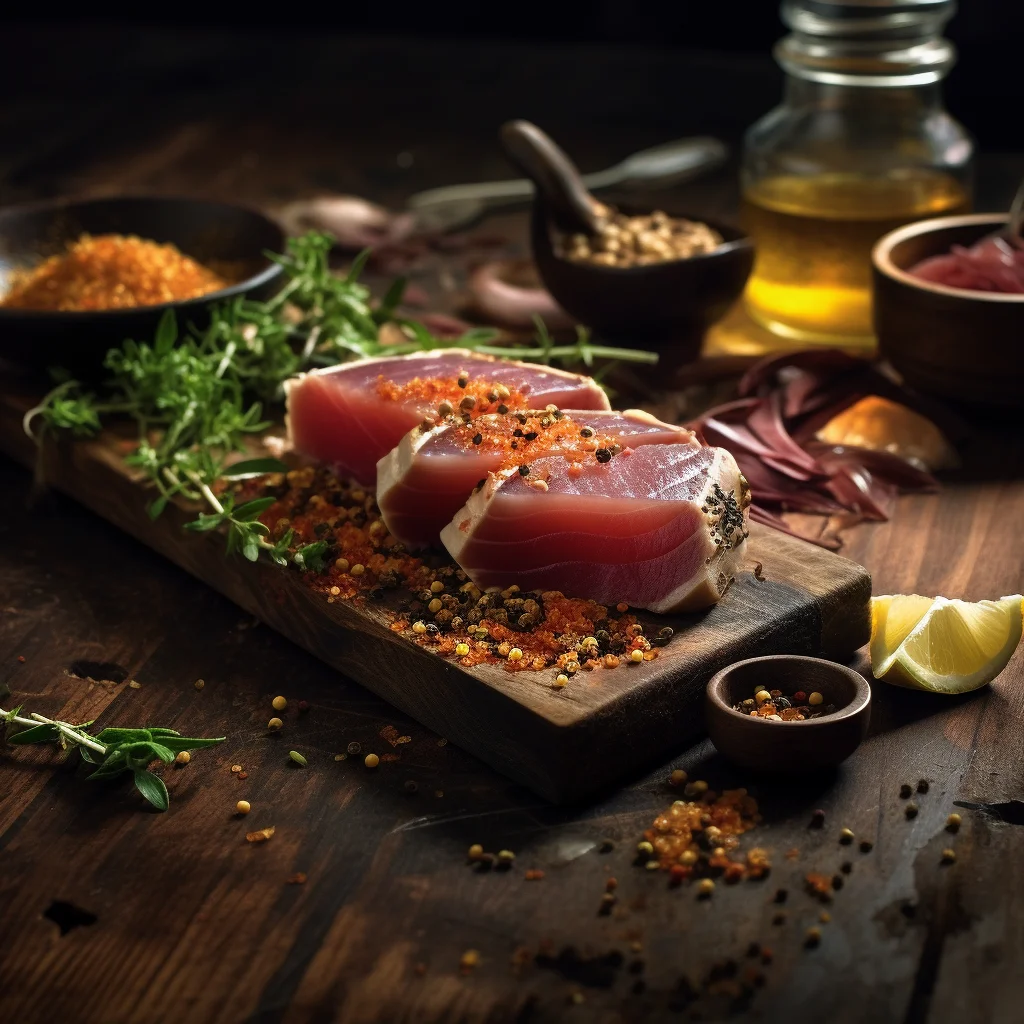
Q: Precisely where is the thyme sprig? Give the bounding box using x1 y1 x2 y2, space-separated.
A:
1 705 225 811
23 231 658 567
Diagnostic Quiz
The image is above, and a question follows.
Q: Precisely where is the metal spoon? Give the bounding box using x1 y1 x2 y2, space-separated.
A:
407 134 727 233
983 175 1024 255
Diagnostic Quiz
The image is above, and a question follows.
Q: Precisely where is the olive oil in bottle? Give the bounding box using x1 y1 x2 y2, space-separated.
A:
742 170 969 345
740 1 972 351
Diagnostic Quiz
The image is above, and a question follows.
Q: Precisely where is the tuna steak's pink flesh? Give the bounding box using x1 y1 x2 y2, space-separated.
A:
378 409 697 549
441 444 750 613
285 350 610 485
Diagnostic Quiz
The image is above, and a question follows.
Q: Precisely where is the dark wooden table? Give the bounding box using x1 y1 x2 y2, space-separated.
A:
2 25 1024 1024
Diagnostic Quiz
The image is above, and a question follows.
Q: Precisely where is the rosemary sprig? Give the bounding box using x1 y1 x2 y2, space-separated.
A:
23 231 658 567
1 705 225 811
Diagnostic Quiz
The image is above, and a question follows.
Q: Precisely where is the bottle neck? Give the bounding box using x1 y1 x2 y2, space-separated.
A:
783 76 944 112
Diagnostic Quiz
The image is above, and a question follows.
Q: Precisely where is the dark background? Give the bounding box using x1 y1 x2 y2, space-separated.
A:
0 2 1020 151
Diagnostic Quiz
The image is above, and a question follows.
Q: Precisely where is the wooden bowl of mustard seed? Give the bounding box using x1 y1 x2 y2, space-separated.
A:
499 121 753 357
705 655 871 773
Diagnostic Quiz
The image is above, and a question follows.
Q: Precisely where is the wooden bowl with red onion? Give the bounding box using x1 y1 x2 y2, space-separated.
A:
872 214 1024 414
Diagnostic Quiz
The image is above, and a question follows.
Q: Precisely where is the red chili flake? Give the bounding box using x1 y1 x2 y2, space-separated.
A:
380 753 400 762
380 725 402 747
237 771 249 780
524 869 545 881
298 700 310 713
792 690 807 703
286 872 308 884
16 655 26 663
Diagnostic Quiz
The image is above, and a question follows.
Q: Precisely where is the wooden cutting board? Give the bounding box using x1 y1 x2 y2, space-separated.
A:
0 388 870 802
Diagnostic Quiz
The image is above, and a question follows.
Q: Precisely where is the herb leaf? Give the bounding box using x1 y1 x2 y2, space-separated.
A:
133 769 170 811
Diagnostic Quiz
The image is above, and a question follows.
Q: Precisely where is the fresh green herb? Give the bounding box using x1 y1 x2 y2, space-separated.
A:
23 231 657 568
1 705 225 811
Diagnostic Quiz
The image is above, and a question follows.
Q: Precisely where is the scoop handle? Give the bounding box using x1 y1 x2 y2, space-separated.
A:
499 120 602 236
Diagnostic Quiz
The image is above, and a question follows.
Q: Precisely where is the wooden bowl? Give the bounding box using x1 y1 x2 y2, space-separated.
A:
872 213 1024 413
0 195 285 374
705 655 871 772
530 201 754 357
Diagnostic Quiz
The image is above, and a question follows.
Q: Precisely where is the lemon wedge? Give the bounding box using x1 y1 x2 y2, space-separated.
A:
870 594 1023 693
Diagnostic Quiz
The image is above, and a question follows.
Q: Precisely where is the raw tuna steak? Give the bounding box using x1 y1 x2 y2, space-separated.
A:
441 443 750 613
285 350 610 485
378 409 696 549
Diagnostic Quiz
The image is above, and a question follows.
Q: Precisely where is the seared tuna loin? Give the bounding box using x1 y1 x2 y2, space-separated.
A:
285 350 610 485
441 443 749 613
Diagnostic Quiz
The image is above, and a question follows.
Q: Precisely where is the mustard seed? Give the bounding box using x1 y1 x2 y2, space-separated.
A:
175 750 191 765
236 800 251 815
697 879 715 897
272 695 287 712
946 813 962 832
364 753 380 768
268 718 283 731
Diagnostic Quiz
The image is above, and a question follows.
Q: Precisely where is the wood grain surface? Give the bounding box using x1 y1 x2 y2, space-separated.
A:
2 23 1024 1024
0 388 869 802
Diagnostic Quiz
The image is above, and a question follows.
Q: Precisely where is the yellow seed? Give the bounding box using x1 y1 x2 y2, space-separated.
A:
630 649 645 664
412 621 427 634
460 949 480 970
670 769 687 786
428 598 443 614
554 674 569 687
946 813 962 832
468 844 484 859
680 850 698 866
839 828 855 843
350 564 365 577
430 580 444 593
508 648 523 662
637 841 654 856
941 847 956 863
364 753 380 768
231 764 243 773
565 661 580 675
645 860 660 871
272 695 287 712
808 691 824 706
268 718 283 731
334 557 350 572
455 642 470 657
194 678 205 691
497 849 515 863
697 878 715 896
236 800 251 815
685 780 709 797
175 751 191 765
755 690 773 705
330 585 341 596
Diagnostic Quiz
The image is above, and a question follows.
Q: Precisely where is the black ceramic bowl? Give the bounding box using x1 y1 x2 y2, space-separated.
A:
0 195 286 374
872 213 1024 414
530 201 754 358
705 655 871 773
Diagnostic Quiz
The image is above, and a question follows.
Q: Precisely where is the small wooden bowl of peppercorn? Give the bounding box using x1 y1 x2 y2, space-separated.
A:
705 655 871 773
500 120 754 359
0 194 285 375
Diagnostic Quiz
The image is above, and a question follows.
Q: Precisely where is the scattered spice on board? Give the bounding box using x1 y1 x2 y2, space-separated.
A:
246 826 275 843
1 234 229 311
240 463 666 684
286 872 308 884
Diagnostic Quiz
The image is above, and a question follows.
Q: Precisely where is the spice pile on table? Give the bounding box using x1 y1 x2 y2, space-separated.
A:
1 233 229 311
